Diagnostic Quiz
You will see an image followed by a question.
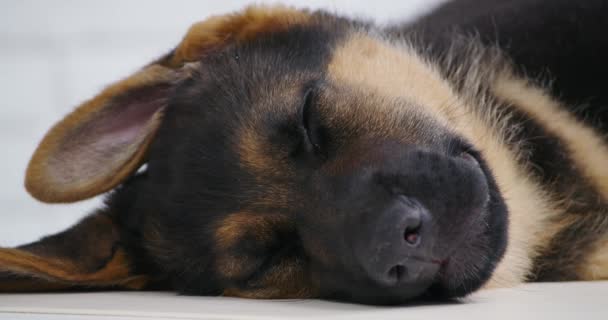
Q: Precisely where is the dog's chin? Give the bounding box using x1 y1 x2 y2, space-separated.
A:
331 259 495 305
328 282 435 306
417 158 505 300
420 160 509 300
428 256 491 299
426 214 506 300
323 249 500 305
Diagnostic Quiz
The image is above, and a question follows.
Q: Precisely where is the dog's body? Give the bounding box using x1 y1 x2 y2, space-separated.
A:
1 0 607 304
402 0 608 284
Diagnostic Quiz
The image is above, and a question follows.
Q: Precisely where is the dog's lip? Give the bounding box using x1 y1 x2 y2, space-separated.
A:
436 257 451 272
404 255 446 266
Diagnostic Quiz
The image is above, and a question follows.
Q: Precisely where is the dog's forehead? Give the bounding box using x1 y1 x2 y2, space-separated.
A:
170 18 346 117
327 34 458 125
158 17 460 189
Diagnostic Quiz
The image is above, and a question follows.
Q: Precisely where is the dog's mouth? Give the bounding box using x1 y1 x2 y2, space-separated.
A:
299 140 507 305
390 178 500 302
426 182 507 299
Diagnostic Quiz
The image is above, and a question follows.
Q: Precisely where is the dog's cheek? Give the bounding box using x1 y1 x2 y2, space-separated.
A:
222 256 315 299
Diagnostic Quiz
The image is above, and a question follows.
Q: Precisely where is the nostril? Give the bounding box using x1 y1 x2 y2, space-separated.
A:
387 264 406 282
404 225 421 246
396 195 424 247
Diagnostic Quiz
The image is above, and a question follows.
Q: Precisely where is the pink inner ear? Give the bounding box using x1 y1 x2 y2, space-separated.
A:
91 86 170 149
49 84 172 186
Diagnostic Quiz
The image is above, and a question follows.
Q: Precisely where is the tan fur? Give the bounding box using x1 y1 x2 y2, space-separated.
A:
492 75 608 281
492 75 608 200
238 123 290 179
223 257 314 299
327 33 564 288
580 235 608 280
235 77 309 179
215 213 314 298
327 34 454 128
0 249 148 291
164 5 310 68
215 212 286 250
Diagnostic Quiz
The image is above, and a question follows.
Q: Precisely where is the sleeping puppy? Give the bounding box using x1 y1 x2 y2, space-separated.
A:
1 0 607 305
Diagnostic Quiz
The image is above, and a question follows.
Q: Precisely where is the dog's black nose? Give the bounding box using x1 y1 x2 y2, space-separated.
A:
334 144 489 299
354 196 439 287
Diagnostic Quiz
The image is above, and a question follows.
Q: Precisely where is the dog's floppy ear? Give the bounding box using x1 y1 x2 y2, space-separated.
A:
0 211 149 292
25 64 178 203
25 5 309 203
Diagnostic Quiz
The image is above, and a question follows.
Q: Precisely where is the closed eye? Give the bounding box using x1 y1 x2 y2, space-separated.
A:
299 87 326 159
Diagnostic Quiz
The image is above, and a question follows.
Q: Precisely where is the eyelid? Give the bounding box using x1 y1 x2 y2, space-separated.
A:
300 86 327 157
301 88 319 149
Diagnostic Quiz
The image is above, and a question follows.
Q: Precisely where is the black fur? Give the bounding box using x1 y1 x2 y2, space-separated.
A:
392 0 608 281
7 0 608 305
106 12 510 303
394 0 608 127
110 22 350 295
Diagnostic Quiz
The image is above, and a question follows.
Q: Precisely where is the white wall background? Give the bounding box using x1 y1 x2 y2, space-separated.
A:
0 0 444 247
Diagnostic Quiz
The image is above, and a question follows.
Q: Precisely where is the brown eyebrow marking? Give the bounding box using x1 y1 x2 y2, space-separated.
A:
237 125 287 177
326 33 456 127
222 257 315 299
234 81 302 181
215 212 289 250
214 212 297 281
214 212 316 299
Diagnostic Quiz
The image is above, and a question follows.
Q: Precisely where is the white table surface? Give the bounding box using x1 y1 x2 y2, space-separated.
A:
0 281 606 320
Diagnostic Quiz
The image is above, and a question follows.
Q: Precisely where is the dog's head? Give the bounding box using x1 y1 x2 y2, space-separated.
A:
1 6 507 304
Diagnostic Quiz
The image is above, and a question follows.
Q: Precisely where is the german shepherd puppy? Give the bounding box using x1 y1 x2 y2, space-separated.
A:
1 0 607 305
